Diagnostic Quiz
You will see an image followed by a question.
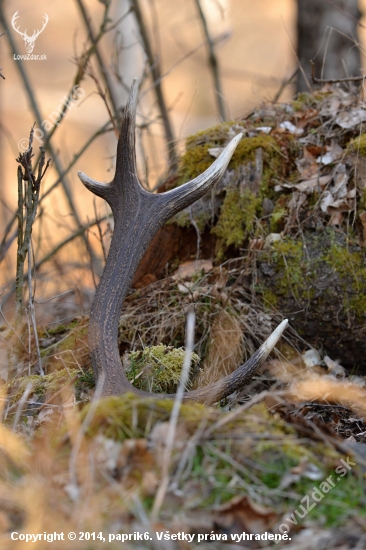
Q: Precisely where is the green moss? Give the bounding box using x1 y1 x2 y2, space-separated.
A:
178 126 281 185
41 320 88 358
269 238 310 300
126 344 201 394
184 121 242 149
260 287 278 308
270 200 288 232
259 232 366 322
169 122 289 258
212 188 261 258
81 393 211 440
325 244 366 319
8 367 79 405
291 91 317 112
178 142 214 183
47 319 79 335
347 133 366 156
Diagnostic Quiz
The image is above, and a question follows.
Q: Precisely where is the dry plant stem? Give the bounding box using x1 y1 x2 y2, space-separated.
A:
130 0 177 170
27 240 43 375
310 60 366 84
193 0 227 121
15 166 24 326
272 67 299 103
79 78 289 402
14 137 50 327
151 310 195 520
0 215 112 310
11 134 50 372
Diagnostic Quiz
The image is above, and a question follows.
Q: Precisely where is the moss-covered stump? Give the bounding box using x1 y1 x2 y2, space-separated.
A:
131 88 366 374
257 229 366 372
132 118 297 287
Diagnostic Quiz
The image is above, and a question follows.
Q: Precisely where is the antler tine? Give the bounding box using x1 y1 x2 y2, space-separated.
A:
114 77 140 189
158 133 242 221
78 78 142 210
186 319 288 405
78 172 114 204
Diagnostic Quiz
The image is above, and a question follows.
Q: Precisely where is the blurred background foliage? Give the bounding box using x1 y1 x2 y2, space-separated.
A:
0 0 365 321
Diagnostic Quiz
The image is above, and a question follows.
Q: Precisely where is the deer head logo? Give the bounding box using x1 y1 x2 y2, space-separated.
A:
11 11 49 54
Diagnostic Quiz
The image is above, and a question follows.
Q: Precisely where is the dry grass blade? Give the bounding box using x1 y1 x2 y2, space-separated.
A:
151 310 195 519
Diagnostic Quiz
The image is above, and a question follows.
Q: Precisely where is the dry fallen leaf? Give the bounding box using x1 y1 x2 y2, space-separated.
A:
214 495 278 535
296 148 319 180
316 143 343 166
336 108 366 129
323 356 346 379
281 175 331 194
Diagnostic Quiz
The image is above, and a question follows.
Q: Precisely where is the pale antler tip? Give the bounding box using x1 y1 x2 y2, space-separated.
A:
262 319 288 355
77 171 90 186
78 171 108 191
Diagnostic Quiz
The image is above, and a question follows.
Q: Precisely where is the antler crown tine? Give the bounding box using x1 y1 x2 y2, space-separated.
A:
114 78 141 192
158 132 243 218
78 79 144 207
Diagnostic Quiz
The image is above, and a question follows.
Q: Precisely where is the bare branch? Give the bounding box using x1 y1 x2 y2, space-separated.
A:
193 0 227 121
130 0 177 170
310 60 366 84
75 0 121 122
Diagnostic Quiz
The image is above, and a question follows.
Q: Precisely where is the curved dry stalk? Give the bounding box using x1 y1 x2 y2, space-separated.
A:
79 78 288 404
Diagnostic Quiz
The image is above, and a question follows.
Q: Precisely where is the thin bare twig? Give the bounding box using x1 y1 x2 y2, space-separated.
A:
75 0 125 124
0 214 112 309
310 60 366 84
130 0 177 170
27 239 44 375
0 121 113 269
272 67 299 103
193 0 227 121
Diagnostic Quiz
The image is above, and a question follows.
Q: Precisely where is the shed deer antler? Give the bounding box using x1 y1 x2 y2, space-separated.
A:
78 79 288 405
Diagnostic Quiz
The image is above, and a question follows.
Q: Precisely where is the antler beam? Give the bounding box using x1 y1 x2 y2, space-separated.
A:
79 78 288 404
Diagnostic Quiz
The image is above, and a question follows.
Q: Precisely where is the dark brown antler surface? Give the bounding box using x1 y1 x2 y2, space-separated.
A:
78 79 288 404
